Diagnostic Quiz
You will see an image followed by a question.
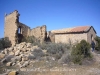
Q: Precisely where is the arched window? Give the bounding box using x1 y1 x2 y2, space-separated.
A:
18 26 21 34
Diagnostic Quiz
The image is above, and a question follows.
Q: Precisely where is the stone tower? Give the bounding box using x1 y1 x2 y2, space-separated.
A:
4 10 20 45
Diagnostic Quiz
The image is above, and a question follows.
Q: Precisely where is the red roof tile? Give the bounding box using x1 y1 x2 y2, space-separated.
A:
70 26 89 32
51 26 96 34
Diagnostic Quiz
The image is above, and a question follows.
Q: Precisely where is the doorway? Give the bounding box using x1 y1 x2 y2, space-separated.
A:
17 26 23 43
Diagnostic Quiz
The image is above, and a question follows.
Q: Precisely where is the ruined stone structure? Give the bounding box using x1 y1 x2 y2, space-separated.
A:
50 26 96 44
4 10 97 45
30 25 47 42
4 10 47 45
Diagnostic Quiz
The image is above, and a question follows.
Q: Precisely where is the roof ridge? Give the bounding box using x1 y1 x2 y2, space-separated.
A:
51 25 92 33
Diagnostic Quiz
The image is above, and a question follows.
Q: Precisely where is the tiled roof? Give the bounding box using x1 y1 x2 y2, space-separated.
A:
70 26 90 32
51 26 96 34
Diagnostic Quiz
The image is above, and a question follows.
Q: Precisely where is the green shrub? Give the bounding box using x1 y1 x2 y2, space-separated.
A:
22 36 72 61
95 36 100 51
71 40 91 64
22 36 40 44
0 37 11 50
58 53 71 64
40 42 71 60
30 41 71 61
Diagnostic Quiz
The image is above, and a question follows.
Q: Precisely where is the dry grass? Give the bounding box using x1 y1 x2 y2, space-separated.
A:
18 63 100 75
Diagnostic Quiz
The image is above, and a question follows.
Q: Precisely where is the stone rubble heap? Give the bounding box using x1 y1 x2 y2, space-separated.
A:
0 42 47 68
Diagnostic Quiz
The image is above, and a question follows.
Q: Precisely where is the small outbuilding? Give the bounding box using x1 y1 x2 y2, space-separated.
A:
51 26 96 44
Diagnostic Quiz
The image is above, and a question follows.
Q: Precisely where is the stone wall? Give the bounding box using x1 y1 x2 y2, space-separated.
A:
54 33 87 44
53 27 96 44
4 10 47 45
4 10 96 45
47 31 55 42
30 25 47 42
4 10 20 45
18 22 30 37
87 27 96 44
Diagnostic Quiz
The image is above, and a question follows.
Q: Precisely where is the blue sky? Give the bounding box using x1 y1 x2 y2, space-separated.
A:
0 0 100 38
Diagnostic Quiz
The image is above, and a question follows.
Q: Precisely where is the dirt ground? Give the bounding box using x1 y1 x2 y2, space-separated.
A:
1 51 100 75
17 51 100 75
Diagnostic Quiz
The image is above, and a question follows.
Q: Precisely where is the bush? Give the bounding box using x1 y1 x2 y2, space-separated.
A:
0 37 11 50
22 36 72 61
22 36 40 44
30 48 45 60
58 53 71 64
40 42 71 60
95 36 100 51
31 41 71 61
71 40 91 64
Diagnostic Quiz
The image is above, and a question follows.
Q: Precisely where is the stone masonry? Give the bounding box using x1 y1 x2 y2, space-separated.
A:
4 10 96 45
30 25 47 42
4 10 47 45
50 26 96 44
4 10 20 46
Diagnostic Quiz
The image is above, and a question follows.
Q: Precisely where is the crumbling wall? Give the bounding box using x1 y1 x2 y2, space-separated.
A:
4 10 31 45
4 10 20 45
4 10 47 45
18 22 31 37
30 25 47 42
47 31 55 42
17 22 31 43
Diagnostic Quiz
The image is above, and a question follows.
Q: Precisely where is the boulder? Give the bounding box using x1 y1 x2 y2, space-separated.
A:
15 50 20 56
11 56 22 63
12 63 16 66
17 45 24 50
11 57 16 63
20 61 24 65
1 58 7 63
0 42 45 68
20 48 25 52
19 52 23 55
20 68 27 71
6 62 12 66
19 54 24 57
17 62 22 68
8 71 17 75
20 42 26 46
26 43 31 48
22 61 29 67
22 56 28 61
0 53 5 59
26 48 31 51
8 47 14 51
14 47 17 51
6 55 14 62
9 52 14 56
1 55 14 63
4 50 8 55
23 52 29 55
16 56 22 61
24 49 27 52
